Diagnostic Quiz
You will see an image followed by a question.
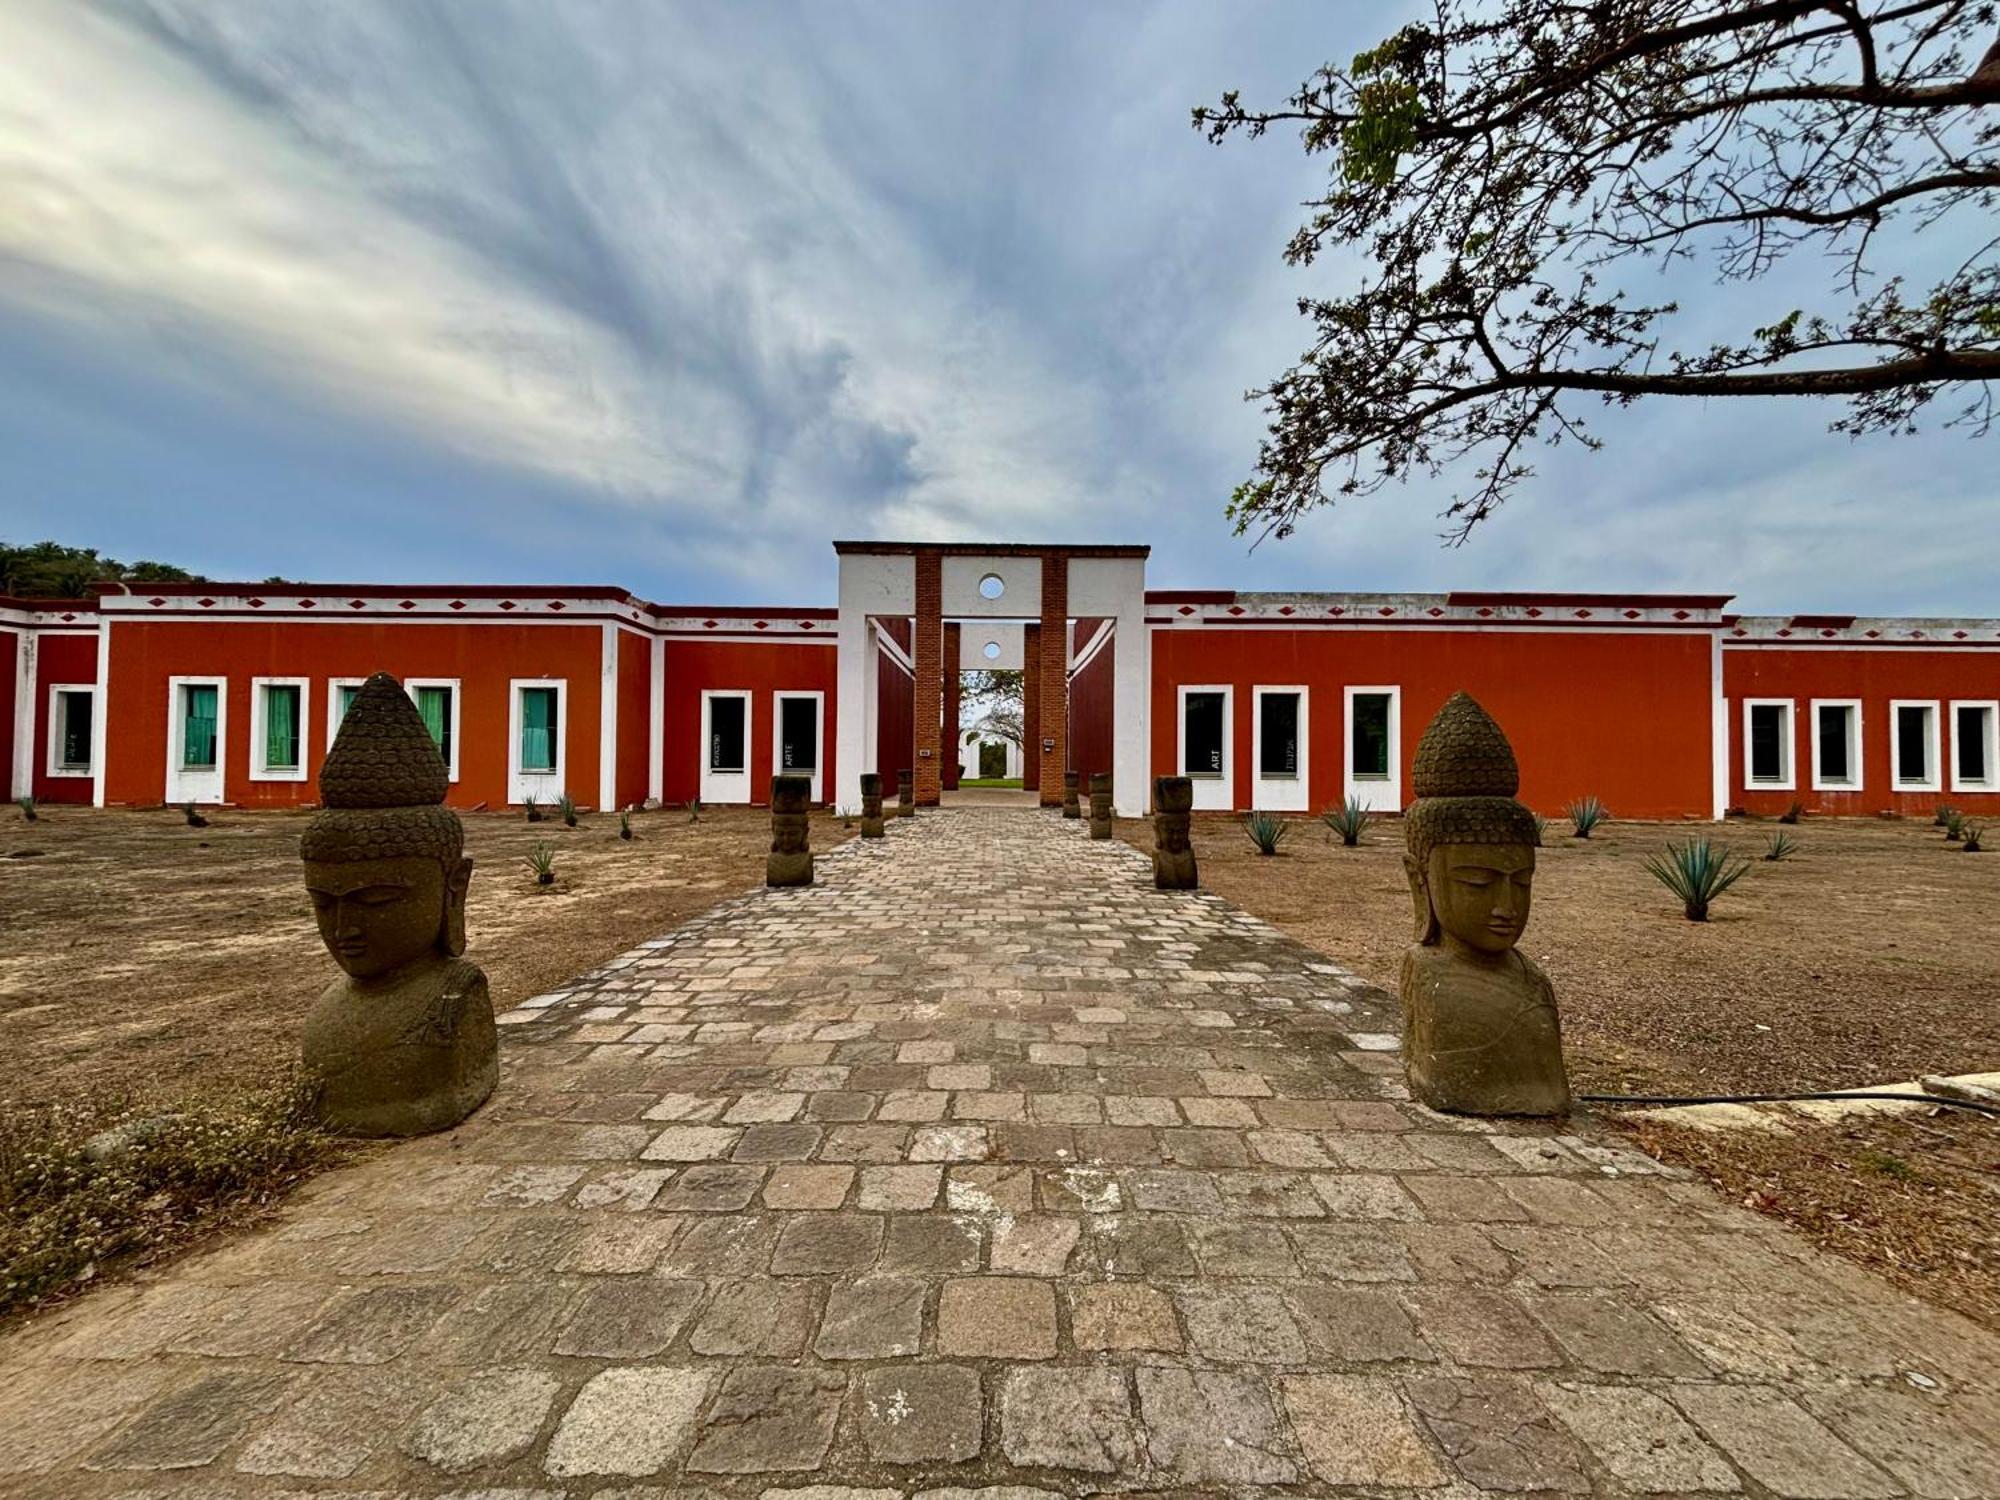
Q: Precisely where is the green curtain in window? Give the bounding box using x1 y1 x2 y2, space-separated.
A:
520 688 555 772
416 686 450 762
337 685 360 726
265 686 298 770
182 685 218 769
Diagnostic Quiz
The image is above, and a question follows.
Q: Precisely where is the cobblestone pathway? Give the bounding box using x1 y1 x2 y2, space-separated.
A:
6 809 1999 1499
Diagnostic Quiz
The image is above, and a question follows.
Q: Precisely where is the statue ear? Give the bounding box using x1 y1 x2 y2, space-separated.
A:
440 855 472 956
1403 852 1439 945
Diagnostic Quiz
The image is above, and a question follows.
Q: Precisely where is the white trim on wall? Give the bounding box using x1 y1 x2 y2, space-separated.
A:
1175 683 1232 811
508 678 568 806
773 689 827 803
402 678 462 783
598 623 618 812
44 683 96 779
248 676 312 782
10 629 36 801
1948 699 1998 792
165 674 227 805
1808 699 1863 792
648 636 666 806
1741 697 1796 792
1890 699 1941 792
1343 684 1402 812
1250 685 1309 813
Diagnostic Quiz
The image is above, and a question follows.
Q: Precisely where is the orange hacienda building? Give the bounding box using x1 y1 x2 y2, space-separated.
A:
4 540 1997 822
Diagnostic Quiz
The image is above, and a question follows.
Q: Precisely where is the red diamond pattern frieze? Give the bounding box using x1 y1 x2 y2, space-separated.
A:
1525 607 1543 618
752 620 769 630
1777 629 1793 637
1821 629 1838 638
498 601 517 611
449 600 467 611
59 612 76 623
1623 609 1641 620
1227 605 1246 616
298 599 316 609
399 600 417 610
703 619 718 629
1910 630 1926 639
1673 609 1691 620
148 597 166 608
1574 609 1592 619
247 598 265 609
1733 628 1748 637
198 597 216 608
1329 606 1346 616
1476 607 1494 618
799 621 816 631
1427 607 1445 617
1865 629 1881 638
347 599 366 610
547 601 565 611
1954 630 1968 640
1278 605 1295 616
1177 606 1195 617
1376 606 1395 617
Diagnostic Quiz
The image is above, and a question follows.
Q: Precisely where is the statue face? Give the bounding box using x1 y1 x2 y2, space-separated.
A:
1424 842 1535 954
305 855 466 978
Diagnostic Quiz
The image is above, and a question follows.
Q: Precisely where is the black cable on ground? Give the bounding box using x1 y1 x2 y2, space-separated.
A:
1578 1090 2000 1119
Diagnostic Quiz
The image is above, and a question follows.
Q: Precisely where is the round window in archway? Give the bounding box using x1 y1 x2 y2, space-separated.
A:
982 640 1002 661
978 573 1005 601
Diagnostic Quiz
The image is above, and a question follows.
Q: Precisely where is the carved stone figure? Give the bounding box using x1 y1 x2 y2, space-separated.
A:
1153 776 1198 889
300 673 497 1137
1399 692 1569 1117
1063 771 1081 819
859 772 885 838
1088 773 1113 839
767 775 814 886
897 769 915 818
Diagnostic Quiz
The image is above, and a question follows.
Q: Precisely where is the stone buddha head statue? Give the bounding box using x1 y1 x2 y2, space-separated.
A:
302 673 471 980
1403 692 1541 959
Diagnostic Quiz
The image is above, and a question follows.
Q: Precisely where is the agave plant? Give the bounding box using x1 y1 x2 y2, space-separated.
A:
1565 796 1607 839
559 791 579 828
182 800 208 829
1944 810 1966 843
1963 823 1985 853
618 810 634 841
16 795 35 823
1531 812 1549 844
1320 797 1368 847
1763 831 1796 862
524 794 543 824
1242 810 1291 855
1778 799 1803 826
687 798 701 824
525 842 557 886
1934 804 1956 827
1644 836 1753 922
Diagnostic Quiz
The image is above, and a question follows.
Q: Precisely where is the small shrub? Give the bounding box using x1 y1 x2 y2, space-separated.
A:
1933 804 1956 827
1242 811 1291 855
559 792 579 829
1962 823 1984 853
1763 831 1797 862
1320 797 1368 847
1778 799 1803 825
181 800 207 829
526 842 556 885
618 810 633 841
1531 813 1549 844
687 798 701 824
0 1074 336 1315
1944 810 1965 843
524 794 542 824
1644 836 1753 922
16 795 35 823
1565 796 1607 839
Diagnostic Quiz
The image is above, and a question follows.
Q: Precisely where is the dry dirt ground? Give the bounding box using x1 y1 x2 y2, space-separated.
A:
1120 811 2000 1328
0 804 848 1113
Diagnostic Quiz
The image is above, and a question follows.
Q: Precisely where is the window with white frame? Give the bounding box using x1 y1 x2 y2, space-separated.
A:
1891 700 1940 791
176 680 222 770
48 686 95 776
405 679 460 781
1951 700 1997 791
251 678 310 780
1810 700 1861 790
516 683 561 774
327 679 365 747
1743 699 1794 789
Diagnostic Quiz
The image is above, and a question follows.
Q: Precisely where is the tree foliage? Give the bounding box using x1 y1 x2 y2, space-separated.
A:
1 540 203 599
959 668 1025 746
1197 1 2000 542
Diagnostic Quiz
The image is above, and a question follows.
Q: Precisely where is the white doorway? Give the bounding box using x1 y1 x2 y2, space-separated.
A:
1251 686 1308 812
1344 685 1401 811
701 690 753 804
508 678 567 807
165 676 226 805
1177 684 1233 811
773 691 824 802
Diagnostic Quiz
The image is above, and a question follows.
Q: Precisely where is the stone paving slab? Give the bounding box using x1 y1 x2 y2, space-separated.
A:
4 809 1998 1499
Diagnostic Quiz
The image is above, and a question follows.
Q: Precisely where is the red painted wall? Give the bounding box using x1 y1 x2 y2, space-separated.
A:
0 629 18 799
658 638 839 805
1068 618 1115 790
103 621 605 808
1149 626 1716 818
32 631 101 804
875 619 914 792
616 629 652 810
1724 646 2000 815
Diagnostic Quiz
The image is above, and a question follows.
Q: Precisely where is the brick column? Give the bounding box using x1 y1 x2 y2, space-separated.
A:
942 623 962 791
1022 623 1041 793
1038 553 1069 806
913 548 943 806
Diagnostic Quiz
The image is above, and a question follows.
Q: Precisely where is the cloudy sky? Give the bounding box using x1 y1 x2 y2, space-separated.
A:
1 0 1991 613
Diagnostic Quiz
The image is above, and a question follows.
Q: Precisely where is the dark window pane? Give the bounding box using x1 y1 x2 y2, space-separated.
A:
1816 705 1850 782
1183 692 1224 775
780 697 817 771
709 696 746 771
59 692 92 768
1749 704 1785 782
1897 706 1931 783
1351 693 1391 779
1958 705 1989 782
1259 693 1299 777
